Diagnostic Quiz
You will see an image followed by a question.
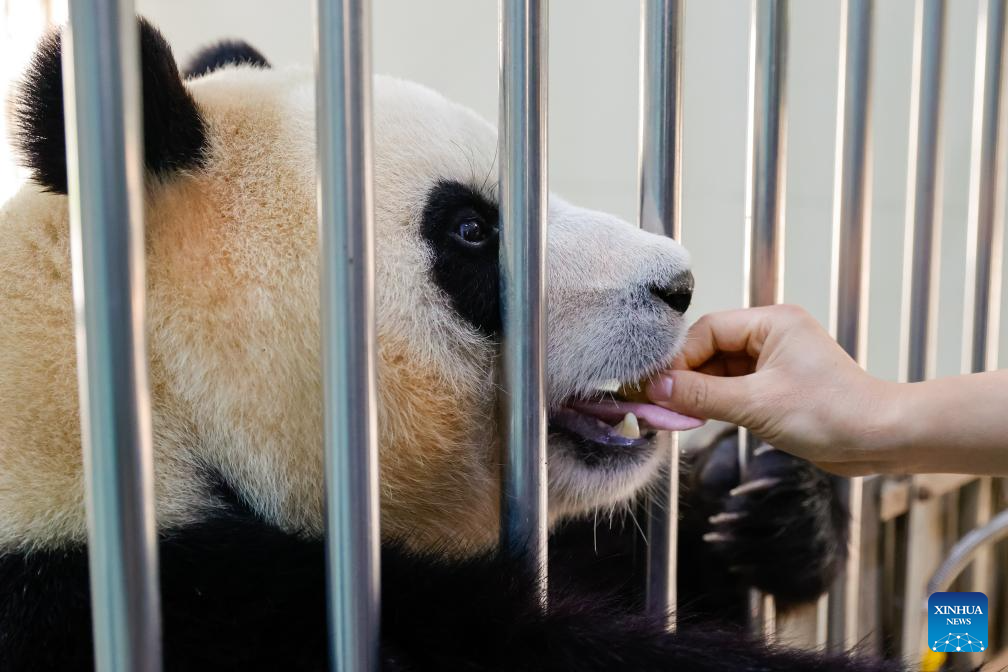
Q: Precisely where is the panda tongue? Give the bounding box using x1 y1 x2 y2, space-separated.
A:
569 400 704 432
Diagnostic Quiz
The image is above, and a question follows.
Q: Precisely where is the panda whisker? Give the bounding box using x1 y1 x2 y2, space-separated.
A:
627 506 647 546
480 143 499 196
450 138 481 190
593 509 599 555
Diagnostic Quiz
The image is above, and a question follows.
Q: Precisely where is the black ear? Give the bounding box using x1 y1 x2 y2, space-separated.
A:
12 17 207 194
183 40 270 79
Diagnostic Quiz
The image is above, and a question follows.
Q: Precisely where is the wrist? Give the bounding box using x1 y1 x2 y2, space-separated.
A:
858 379 914 470
869 379 943 473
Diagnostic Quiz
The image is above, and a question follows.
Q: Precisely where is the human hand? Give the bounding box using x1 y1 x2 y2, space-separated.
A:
646 305 900 475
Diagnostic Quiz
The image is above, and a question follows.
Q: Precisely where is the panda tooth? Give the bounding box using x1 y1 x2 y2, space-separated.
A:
614 412 640 439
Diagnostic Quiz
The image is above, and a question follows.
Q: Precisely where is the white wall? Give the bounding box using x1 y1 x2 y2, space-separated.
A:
7 0 1007 380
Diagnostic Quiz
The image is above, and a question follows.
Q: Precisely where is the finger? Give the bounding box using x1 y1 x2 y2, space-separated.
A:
694 352 757 378
678 308 776 370
647 369 756 425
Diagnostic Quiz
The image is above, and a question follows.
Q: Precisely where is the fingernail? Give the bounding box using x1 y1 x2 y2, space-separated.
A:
646 375 674 401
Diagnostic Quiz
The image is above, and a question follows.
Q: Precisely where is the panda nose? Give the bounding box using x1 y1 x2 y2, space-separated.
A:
650 270 694 313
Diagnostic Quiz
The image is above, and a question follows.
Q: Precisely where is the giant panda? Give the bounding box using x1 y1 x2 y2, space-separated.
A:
0 19 898 671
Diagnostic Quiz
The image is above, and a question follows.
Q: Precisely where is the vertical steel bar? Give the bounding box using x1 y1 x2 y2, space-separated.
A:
856 476 885 654
315 1 381 670
899 0 946 662
827 0 873 652
61 4 161 671
902 495 944 660
744 0 788 310
742 0 788 639
498 0 549 599
638 0 684 629
963 0 1007 376
960 0 1008 638
899 0 945 386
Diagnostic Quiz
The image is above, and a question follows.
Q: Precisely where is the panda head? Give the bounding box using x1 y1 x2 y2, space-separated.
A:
1 20 694 554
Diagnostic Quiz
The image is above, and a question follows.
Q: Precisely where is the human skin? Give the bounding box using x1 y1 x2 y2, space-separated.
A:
645 304 1008 476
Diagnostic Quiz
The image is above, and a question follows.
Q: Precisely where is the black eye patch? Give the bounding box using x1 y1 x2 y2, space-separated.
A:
420 180 501 336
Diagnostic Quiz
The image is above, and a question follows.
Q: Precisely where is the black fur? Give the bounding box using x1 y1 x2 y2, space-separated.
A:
689 431 849 607
183 40 270 79
0 496 896 672
420 180 501 335
13 18 206 194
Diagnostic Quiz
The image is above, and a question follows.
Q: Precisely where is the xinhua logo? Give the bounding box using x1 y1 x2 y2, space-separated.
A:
928 592 988 653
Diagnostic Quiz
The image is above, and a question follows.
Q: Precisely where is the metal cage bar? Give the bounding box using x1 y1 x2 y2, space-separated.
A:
61 3 162 671
498 0 549 598
926 508 1008 596
899 0 945 386
826 0 873 651
744 0 788 310
963 0 1007 377
899 0 947 662
958 0 1008 642
742 0 789 639
638 0 684 628
315 0 381 670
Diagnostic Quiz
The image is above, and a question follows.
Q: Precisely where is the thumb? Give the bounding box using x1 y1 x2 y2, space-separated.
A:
647 370 755 425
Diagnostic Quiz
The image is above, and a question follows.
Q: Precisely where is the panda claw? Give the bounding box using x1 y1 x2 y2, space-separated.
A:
703 531 732 544
729 477 781 497
753 444 776 457
708 511 746 525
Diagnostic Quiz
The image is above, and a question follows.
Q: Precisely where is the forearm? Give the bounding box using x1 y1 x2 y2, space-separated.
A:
877 370 1008 475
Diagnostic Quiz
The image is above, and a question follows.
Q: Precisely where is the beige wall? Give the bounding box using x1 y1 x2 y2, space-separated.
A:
5 0 1006 380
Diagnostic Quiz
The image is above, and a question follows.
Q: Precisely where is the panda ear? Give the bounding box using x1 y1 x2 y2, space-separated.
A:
12 17 207 194
183 40 270 79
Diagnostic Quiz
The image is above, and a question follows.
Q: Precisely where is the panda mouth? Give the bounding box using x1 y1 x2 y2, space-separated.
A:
548 380 704 451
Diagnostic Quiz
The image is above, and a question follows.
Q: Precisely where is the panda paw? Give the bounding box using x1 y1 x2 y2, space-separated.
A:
696 437 849 608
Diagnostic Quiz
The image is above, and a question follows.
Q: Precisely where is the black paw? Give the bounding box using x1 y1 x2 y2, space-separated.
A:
693 433 849 607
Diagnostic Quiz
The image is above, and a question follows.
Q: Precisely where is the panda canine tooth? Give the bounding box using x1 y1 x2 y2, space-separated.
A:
613 412 640 439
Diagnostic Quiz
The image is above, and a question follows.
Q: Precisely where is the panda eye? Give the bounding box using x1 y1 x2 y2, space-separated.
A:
421 181 502 335
452 215 494 247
